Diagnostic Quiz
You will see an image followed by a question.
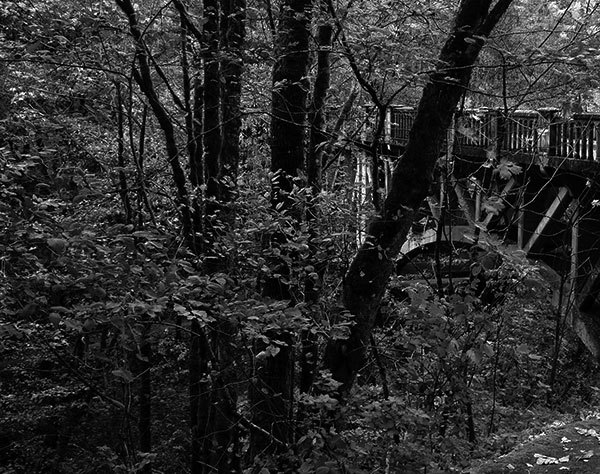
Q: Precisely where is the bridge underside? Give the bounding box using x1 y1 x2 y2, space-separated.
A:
361 106 600 359
385 147 600 360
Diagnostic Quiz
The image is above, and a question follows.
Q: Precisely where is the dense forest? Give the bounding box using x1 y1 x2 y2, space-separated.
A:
3 0 600 472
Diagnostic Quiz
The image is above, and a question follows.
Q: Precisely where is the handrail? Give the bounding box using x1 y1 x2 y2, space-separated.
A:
382 106 600 162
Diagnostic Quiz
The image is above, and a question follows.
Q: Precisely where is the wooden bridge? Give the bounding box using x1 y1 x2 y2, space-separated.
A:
363 106 600 359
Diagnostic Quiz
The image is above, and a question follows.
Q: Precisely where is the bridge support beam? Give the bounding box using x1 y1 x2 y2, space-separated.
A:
474 180 482 222
571 307 600 360
523 186 570 254
517 208 525 249
571 199 579 284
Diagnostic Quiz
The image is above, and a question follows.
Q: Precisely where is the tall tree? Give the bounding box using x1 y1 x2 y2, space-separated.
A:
324 0 515 395
300 18 333 396
175 1 246 469
249 0 313 457
307 21 333 199
115 0 196 246
220 0 246 205
203 0 222 203
269 0 313 209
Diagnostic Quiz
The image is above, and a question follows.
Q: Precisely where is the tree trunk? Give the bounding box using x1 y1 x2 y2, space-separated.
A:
249 0 313 457
137 324 152 474
248 331 295 458
189 321 212 474
116 0 195 246
323 0 515 395
307 22 332 199
270 0 312 209
220 0 246 205
203 0 222 203
114 82 133 225
301 20 333 395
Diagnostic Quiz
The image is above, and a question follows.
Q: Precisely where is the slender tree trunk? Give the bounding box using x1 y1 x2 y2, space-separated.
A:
307 22 332 199
203 0 222 202
210 329 240 472
114 82 133 224
135 105 154 227
203 3 246 470
301 20 333 395
270 0 312 209
189 322 212 474
189 321 202 474
137 323 152 474
181 14 202 190
116 0 195 246
179 11 204 243
323 0 515 395
220 0 246 205
176 4 244 470
249 0 313 457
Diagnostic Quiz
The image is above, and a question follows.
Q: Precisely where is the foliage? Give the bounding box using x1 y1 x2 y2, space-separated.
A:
2 0 600 473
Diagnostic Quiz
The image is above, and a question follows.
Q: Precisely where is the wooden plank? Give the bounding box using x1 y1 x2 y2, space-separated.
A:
575 123 581 159
569 122 575 157
594 122 598 161
475 181 482 222
523 186 569 254
591 122 595 160
548 121 558 156
571 199 579 283
400 225 475 256
517 208 525 249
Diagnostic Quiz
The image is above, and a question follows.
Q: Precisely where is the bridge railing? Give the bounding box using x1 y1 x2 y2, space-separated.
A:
383 106 600 162
552 114 600 161
503 110 541 153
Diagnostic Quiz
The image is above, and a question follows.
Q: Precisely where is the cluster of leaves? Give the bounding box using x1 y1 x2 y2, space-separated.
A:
284 246 600 473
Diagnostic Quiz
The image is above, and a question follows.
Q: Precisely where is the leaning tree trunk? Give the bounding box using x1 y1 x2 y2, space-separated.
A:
249 0 312 458
324 0 514 395
116 0 195 245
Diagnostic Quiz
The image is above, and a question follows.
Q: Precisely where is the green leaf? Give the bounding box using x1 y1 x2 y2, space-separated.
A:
48 313 61 327
47 238 67 254
497 159 522 179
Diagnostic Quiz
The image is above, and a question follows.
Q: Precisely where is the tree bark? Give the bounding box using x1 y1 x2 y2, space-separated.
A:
115 0 195 246
323 0 515 395
137 324 152 474
249 0 313 457
270 0 312 209
300 20 333 395
189 321 212 474
220 0 246 205
203 0 222 203
114 82 133 225
307 22 332 198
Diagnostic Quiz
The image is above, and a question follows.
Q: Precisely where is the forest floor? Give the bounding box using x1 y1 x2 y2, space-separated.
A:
470 417 600 473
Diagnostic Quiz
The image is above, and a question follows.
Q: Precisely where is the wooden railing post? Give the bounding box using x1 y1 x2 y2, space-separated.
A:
539 108 559 156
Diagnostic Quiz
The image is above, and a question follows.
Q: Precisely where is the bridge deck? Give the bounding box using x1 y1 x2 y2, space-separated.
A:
378 106 600 173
